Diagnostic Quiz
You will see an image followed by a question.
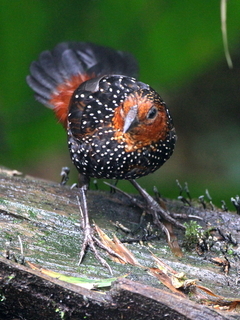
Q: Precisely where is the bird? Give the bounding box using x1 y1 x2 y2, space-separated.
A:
27 42 177 270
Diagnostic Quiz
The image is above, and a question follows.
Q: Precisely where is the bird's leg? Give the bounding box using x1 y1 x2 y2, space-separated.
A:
104 180 191 242
77 174 109 269
77 185 92 264
129 179 186 230
105 181 175 242
77 175 126 273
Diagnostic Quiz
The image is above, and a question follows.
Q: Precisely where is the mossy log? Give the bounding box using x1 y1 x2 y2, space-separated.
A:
0 167 239 319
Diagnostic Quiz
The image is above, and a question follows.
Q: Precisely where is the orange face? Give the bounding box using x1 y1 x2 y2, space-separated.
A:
112 92 169 152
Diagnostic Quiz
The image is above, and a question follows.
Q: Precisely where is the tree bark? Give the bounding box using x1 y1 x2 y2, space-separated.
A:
0 167 239 319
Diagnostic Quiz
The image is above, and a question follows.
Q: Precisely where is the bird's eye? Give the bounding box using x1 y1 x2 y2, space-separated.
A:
147 106 158 120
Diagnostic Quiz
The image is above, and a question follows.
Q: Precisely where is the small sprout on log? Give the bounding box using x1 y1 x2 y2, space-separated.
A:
198 195 206 209
60 167 70 185
231 195 240 214
205 189 212 201
205 189 214 210
221 200 228 212
184 182 191 201
176 180 191 205
178 196 191 206
93 179 98 190
176 179 183 195
153 185 161 199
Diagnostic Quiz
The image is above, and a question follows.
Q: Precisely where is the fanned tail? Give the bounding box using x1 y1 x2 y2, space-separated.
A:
27 42 138 127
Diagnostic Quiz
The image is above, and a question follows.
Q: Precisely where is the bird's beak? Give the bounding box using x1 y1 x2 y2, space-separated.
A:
123 105 138 133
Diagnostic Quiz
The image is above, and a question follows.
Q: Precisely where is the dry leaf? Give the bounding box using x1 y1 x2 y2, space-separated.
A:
148 267 185 298
151 251 178 275
95 224 139 265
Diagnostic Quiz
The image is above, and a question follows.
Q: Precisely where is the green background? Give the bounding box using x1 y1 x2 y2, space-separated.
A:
1 0 240 208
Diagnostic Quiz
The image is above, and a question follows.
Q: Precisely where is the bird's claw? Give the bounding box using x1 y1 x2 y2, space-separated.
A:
104 180 187 243
77 187 127 274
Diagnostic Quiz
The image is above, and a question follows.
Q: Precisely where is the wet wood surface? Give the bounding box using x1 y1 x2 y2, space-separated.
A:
0 167 239 319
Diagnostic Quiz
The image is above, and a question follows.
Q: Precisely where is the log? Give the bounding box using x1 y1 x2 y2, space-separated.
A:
0 167 239 319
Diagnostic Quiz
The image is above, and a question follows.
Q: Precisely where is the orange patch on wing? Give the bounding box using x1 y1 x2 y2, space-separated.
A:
49 73 93 128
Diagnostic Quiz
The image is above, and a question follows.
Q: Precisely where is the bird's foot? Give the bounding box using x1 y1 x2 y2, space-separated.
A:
104 180 199 246
77 187 127 274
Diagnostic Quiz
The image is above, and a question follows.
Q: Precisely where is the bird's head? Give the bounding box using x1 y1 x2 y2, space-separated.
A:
112 90 173 151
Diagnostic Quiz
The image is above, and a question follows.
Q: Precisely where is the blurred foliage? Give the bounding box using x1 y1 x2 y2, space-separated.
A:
0 0 240 207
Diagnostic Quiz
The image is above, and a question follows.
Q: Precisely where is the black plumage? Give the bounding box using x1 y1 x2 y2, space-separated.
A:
27 42 138 109
27 41 179 269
